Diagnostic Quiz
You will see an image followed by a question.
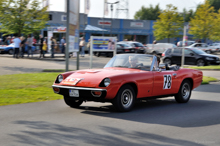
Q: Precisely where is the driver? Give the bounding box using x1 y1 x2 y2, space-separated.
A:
129 56 138 68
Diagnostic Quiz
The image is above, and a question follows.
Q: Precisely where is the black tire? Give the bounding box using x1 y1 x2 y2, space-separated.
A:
196 59 205 66
164 58 172 65
9 49 14 55
175 80 191 103
112 84 136 112
64 97 83 108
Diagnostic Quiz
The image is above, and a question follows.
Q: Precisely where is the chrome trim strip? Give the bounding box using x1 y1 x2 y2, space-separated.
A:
52 85 107 91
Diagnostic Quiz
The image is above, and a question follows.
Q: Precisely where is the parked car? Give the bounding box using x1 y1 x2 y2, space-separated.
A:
52 54 203 112
0 43 36 55
116 42 135 53
209 43 220 52
118 41 145 53
0 43 15 54
177 41 195 47
186 43 218 54
146 43 177 56
94 42 136 57
162 47 220 66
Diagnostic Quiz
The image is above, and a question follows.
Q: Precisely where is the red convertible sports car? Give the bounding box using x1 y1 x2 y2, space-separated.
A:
52 54 203 112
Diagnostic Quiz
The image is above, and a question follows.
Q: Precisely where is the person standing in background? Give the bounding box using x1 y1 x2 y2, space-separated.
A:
42 40 47 58
26 34 33 57
79 37 85 57
20 36 26 58
39 34 44 58
0 39 4 45
50 37 55 58
32 36 37 46
60 37 65 54
12 34 21 59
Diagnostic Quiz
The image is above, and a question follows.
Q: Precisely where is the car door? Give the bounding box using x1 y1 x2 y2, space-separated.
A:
152 70 179 96
171 48 181 65
184 49 196 65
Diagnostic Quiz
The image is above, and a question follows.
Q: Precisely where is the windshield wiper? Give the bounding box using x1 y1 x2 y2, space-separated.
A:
113 66 128 68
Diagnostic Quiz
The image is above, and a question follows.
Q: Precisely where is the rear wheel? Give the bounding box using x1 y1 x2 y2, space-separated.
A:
112 84 135 112
175 80 191 103
64 97 83 108
196 59 205 66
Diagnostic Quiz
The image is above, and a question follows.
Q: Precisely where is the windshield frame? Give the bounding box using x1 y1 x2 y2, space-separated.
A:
104 54 158 71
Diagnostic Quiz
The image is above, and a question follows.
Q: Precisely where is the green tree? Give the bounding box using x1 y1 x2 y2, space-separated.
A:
208 0 220 12
0 0 49 36
134 4 161 20
210 9 220 41
188 0 215 42
153 4 184 43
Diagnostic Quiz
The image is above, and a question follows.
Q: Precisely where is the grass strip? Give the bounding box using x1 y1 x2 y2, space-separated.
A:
0 73 218 106
201 76 218 84
187 65 220 70
0 73 62 106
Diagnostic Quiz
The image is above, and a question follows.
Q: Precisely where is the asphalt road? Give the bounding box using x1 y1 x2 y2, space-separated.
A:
1 54 220 146
0 83 220 146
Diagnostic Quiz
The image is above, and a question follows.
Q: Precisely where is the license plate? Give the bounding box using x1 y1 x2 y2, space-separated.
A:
69 89 79 97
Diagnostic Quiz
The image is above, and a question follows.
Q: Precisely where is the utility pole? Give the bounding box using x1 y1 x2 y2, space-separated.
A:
106 1 119 36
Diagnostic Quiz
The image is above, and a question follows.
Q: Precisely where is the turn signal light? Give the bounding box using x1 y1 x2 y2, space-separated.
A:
53 87 60 93
91 91 102 97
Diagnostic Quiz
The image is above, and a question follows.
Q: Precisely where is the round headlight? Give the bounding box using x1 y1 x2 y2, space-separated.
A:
104 78 111 87
58 75 63 83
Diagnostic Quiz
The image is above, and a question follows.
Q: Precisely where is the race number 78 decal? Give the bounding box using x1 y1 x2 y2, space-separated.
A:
163 75 172 89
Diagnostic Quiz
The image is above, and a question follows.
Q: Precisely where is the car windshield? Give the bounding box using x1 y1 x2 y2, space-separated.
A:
192 49 206 55
104 54 156 71
134 43 144 47
118 44 130 47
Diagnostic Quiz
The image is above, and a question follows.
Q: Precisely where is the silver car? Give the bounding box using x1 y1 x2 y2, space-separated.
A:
146 43 177 56
187 43 218 54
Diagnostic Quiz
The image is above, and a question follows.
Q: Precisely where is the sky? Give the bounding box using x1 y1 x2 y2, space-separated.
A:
48 0 205 19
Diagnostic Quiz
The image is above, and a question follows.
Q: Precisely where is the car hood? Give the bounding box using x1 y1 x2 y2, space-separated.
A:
200 54 219 58
60 67 145 87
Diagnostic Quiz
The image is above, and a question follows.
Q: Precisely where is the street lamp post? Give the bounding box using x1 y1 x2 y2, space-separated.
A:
106 1 119 36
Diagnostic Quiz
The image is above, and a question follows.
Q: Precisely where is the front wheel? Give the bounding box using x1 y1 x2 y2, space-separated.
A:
9 49 14 55
196 59 205 66
112 84 135 112
175 80 191 103
64 97 83 108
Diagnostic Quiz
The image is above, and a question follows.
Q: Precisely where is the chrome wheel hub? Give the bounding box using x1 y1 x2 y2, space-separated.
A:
121 89 133 108
182 83 190 99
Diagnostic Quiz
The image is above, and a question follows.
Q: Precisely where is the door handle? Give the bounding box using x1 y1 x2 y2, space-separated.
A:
173 73 177 77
